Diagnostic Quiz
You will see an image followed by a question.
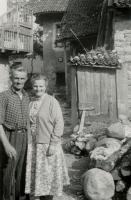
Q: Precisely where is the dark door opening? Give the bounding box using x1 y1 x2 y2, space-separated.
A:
56 72 65 86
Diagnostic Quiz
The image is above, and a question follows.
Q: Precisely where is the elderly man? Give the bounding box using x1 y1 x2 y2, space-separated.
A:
0 65 30 200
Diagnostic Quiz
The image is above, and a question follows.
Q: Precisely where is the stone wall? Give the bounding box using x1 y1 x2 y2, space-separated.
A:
113 11 131 116
0 0 7 16
0 56 10 92
12 55 44 74
41 16 66 93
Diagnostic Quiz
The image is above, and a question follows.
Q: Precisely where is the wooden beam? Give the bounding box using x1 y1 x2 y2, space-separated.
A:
108 0 114 7
96 0 108 47
104 9 114 49
64 43 68 99
71 66 78 129
1 26 5 52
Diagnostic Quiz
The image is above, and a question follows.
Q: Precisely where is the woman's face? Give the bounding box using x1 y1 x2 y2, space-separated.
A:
33 79 47 97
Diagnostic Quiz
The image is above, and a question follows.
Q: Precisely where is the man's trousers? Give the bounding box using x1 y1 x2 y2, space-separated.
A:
0 128 27 200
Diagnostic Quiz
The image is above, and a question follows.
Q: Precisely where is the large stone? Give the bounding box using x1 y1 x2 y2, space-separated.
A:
127 187 131 200
85 137 97 152
107 122 125 139
82 168 115 200
90 138 121 161
89 138 131 172
116 180 126 192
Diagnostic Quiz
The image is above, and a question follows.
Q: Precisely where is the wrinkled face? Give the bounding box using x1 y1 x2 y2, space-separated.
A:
11 71 27 91
33 79 47 98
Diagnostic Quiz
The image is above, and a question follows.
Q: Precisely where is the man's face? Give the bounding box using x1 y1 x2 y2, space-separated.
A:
11 71 27 91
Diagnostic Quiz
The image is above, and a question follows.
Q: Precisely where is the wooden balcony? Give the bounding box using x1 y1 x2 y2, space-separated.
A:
0 5 33 54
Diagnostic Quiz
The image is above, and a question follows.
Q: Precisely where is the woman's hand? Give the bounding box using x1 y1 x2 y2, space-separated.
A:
46 144 56 157
4 143 17 160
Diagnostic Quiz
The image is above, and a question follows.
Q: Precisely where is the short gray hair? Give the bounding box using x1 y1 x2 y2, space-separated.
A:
10 63 27 78
30 74 48 88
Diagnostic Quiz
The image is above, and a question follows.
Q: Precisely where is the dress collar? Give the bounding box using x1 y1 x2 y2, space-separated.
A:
31 93 47 102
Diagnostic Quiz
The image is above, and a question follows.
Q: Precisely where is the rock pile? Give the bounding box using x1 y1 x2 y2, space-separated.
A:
67 116 131 199
66 121 107 156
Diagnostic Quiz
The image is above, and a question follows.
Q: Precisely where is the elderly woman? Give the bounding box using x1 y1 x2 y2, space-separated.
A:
25 74 69 200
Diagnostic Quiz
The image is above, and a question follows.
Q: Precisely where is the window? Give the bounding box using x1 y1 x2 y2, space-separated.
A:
54 23 64 48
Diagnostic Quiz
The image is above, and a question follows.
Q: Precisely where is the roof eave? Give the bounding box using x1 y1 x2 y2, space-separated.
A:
108 0 131 9
58 33 97 42
34 10 65 15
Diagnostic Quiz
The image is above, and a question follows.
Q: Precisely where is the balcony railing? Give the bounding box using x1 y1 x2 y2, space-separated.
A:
0 5 33 53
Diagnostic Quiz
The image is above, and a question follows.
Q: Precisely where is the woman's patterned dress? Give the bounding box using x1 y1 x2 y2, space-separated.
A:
25 97 70 197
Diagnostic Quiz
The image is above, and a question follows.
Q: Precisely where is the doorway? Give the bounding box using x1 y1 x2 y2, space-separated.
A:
56 72 65 86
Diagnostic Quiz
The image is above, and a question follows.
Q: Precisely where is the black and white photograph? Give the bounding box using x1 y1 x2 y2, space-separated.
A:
0 0 131 200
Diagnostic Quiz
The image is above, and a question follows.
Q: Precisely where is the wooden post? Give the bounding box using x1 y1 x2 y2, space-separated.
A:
1 26 5 52
96 0 108 47
30 9 33 53
71 66 78 129
104 8 114 49
64 43 68 99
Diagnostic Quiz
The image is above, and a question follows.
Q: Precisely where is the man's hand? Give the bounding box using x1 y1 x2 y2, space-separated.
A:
0 125 17 159
4 143 17 159
46 144 56 157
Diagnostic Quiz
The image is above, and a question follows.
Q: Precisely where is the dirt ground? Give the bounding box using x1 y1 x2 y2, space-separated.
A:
53 100 88 200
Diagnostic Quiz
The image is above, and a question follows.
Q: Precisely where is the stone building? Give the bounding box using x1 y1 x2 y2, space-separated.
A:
107 0 131 116
0 0 7 16
60 0 131 125
0 4 33 92
95 0 131 118
7 0 30 9
6 0 43 77
27 0 70 93
60 0 104 104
